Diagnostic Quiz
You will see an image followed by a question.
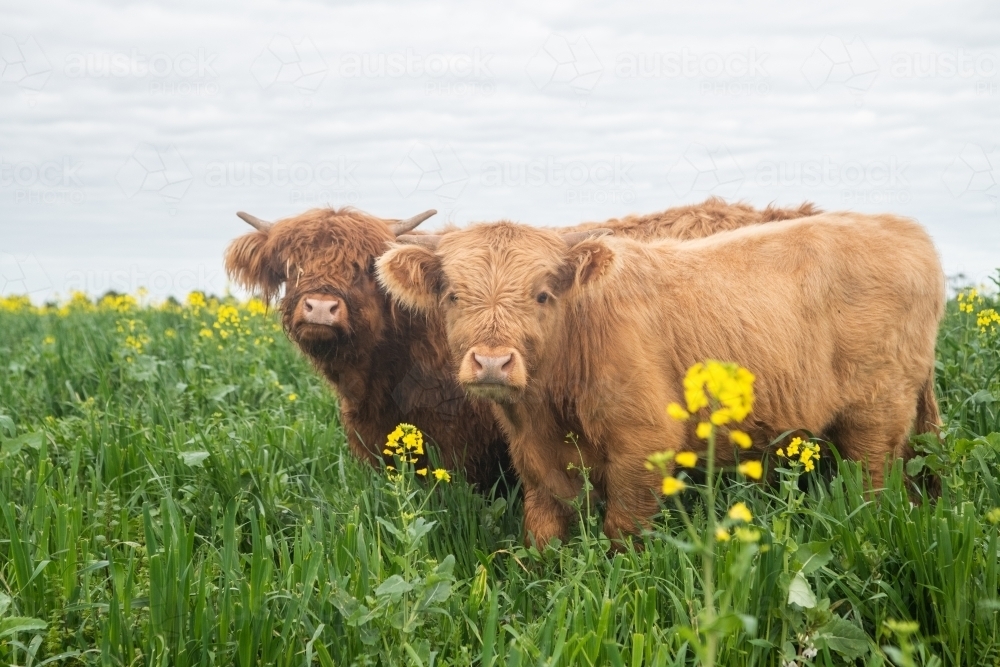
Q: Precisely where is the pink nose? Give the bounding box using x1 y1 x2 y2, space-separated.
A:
472 351 514 383
302 297 341 326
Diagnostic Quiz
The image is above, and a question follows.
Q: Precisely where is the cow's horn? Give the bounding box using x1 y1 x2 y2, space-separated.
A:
390 209 437 236
561 228 613 246
237 211 273 232
395 234 442 250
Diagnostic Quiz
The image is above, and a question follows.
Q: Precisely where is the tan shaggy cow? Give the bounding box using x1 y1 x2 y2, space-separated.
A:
376 213 945 545
224 199 819 491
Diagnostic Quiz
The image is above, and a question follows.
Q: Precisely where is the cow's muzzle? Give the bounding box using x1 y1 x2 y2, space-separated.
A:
292 294 350 341
458 346 528 399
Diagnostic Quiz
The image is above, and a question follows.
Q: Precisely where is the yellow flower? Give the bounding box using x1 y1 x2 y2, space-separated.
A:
416 468 428 476
803 459 815 472
661 476 686 496
42 335 55 345
288 393 298 401
986 508 1000 524
433 468 451 483
738 460 763 480
729 430 752 449
715 527 730 542
675 451 698 468
199 328 214 338
666 402 690 421
727 502 752 523
696 422 712 439
165 328 176 338
786 437 802 457
776 448 784 457
734 526 761 542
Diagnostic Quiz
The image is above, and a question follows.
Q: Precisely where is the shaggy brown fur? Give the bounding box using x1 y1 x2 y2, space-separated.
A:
376 213 945 544
225 200 820 490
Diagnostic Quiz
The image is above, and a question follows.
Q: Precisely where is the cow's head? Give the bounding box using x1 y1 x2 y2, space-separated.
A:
225 207 436 361
376 222 614 402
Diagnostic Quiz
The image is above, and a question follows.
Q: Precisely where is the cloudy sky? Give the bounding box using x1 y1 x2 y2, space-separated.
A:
2 0 998 300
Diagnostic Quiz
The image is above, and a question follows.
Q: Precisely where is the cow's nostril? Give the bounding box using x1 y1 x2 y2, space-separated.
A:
500 355 514 372
304 301 313 312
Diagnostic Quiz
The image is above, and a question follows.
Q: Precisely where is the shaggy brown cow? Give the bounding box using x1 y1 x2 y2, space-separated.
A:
224 200 820 490
376 213 945 544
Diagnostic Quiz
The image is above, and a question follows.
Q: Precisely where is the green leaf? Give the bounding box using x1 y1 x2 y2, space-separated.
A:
969 389 997 405
179 451 210 467
0 592 10 617
0 617 47 640
795 541 834 575
905 455 927 476
376 575 414 601
209 384 237 402
787 571 817 609
1 431 43 457
815 616 869 659
0 415 15 438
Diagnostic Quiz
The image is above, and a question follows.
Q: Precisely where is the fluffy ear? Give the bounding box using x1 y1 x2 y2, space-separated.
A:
224 231 284 302
554 238 615 294
376 244 443 312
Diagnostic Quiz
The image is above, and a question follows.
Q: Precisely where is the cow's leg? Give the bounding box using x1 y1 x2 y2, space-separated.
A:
523 484 573 547
601 426 671 544
834 396 916 489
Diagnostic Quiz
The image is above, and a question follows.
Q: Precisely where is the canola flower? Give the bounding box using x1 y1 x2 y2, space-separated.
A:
775 436 821 473
727 502 752 523
382 423 451 483
738 460 763 480
675 451 698 468
662 476 686 496
978 308 1000 336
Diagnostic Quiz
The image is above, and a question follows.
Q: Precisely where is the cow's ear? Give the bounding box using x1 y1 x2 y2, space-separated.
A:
224 230 284 301
376 245 443 312
555 239 615 294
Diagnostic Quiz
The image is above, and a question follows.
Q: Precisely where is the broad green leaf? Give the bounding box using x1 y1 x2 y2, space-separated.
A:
179 451 210 467
376 575 414 601
815 616 869 659
787 571 817 609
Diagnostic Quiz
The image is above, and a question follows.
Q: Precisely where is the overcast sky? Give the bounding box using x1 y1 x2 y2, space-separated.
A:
1 0 998 300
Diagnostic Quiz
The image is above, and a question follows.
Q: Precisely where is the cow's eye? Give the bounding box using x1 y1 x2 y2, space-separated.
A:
536 291 550 304
448 293 459 303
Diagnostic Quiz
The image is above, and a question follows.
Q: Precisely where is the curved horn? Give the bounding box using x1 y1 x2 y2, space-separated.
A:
561 228 613 246
390 209 437 236
395 234 442 250
237 211 273 232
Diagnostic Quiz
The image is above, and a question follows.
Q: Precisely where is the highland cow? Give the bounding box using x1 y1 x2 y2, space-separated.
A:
225 199 820 490
376 213 944 543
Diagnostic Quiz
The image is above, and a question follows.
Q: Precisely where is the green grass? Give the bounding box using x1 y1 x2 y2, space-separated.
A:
0 280 999 667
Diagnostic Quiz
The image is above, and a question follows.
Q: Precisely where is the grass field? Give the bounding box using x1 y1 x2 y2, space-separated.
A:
1 278 999 667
